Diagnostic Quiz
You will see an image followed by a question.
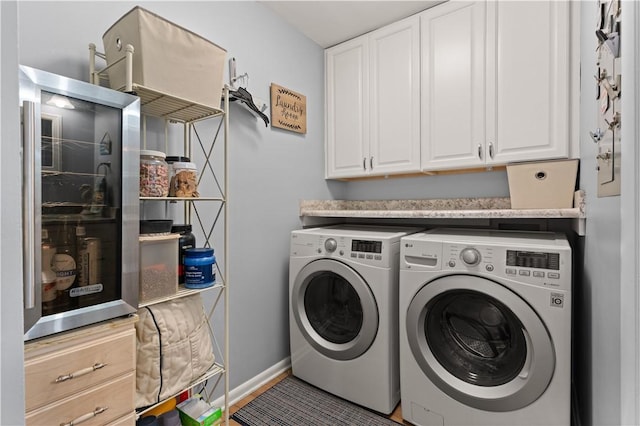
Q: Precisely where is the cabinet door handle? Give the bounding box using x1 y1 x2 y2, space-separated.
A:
489 142 494 159
22 101 38 310
55 363 107 383
370 157 374 170
60 406 108 426
363 157 367 170
477 144 483 160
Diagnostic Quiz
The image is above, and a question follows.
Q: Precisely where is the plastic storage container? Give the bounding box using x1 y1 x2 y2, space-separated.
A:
171 224 196 284
166 156 190 197
169 161 199 197
139 233 180 302
140 150 169 197
184 248 215 289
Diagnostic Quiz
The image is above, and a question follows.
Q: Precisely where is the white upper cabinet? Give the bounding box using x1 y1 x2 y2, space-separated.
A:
326 16 420 179
420 1 486 170
487 1 570 164
369 17 421 176
326 37 370 178
421 1 571 171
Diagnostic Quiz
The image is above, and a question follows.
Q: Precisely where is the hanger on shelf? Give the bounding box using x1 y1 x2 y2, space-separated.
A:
228 58 269 127
229 87 270 127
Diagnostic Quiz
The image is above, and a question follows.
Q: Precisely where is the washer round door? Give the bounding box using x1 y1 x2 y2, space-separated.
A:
291 259 379 361
405 274 555 412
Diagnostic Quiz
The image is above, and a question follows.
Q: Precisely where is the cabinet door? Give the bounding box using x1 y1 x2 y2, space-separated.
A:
325 36 369 179
486 1 570 164
369 16 421 176
420 1 486 171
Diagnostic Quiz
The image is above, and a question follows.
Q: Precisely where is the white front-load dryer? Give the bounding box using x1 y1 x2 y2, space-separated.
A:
399 228 572 426
290 225 421 414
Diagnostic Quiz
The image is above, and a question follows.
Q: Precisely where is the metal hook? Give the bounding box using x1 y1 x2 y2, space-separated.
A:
604 112 621 130
229 57 249 89
589 128 604 143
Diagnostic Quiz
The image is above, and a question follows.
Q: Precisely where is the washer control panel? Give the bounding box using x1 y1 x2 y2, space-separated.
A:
347 239 385 263
291 232 392 267
444 243 566 288
444 244 495 272
402 235 571 291
506 249 560 270
504 249 562 280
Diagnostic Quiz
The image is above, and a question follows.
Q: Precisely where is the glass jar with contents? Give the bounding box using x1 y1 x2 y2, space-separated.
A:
166 156 190 180
140 150 169 197
170 161 199 198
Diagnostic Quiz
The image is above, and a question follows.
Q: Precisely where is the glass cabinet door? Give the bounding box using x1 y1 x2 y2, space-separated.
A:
21 65 139 341
40 91 124 315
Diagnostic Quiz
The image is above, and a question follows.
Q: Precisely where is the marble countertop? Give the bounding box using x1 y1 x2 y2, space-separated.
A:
300 190 585 220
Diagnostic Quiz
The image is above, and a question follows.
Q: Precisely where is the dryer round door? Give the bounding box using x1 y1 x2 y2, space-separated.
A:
292 259 379 361
405 274 554 412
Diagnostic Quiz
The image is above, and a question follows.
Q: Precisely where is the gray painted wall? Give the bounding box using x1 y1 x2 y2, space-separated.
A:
619 3 640 424
573 3 621 426
343 170 510 200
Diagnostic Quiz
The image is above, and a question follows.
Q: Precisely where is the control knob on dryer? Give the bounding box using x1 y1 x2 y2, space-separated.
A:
324 238 337 253
460 247 481 266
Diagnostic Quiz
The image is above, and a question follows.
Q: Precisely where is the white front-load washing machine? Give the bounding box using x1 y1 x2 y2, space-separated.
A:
290 224 421 414
399 228 571 426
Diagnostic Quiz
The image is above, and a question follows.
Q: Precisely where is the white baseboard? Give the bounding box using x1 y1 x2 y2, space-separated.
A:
210 357 291 408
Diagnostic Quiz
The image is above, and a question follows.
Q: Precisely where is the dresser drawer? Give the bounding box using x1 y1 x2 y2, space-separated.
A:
26 372 135 426
25 327 135 411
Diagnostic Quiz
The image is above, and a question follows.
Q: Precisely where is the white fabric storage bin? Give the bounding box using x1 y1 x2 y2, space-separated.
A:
507 159 579 209
102 6 226 108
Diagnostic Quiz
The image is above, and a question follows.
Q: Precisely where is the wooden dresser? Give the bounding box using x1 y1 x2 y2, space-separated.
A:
24 315 137 426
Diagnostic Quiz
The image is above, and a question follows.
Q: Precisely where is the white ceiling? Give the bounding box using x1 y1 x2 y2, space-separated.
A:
261 1 442 48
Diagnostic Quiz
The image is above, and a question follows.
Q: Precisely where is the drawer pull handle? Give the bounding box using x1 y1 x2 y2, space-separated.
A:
55 363 107 383
60 406 108 426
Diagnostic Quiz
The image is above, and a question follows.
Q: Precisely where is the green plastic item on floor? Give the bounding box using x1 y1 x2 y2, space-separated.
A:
176 394 222 426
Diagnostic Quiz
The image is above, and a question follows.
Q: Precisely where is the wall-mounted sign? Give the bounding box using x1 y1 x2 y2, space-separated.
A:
270 83 306 134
